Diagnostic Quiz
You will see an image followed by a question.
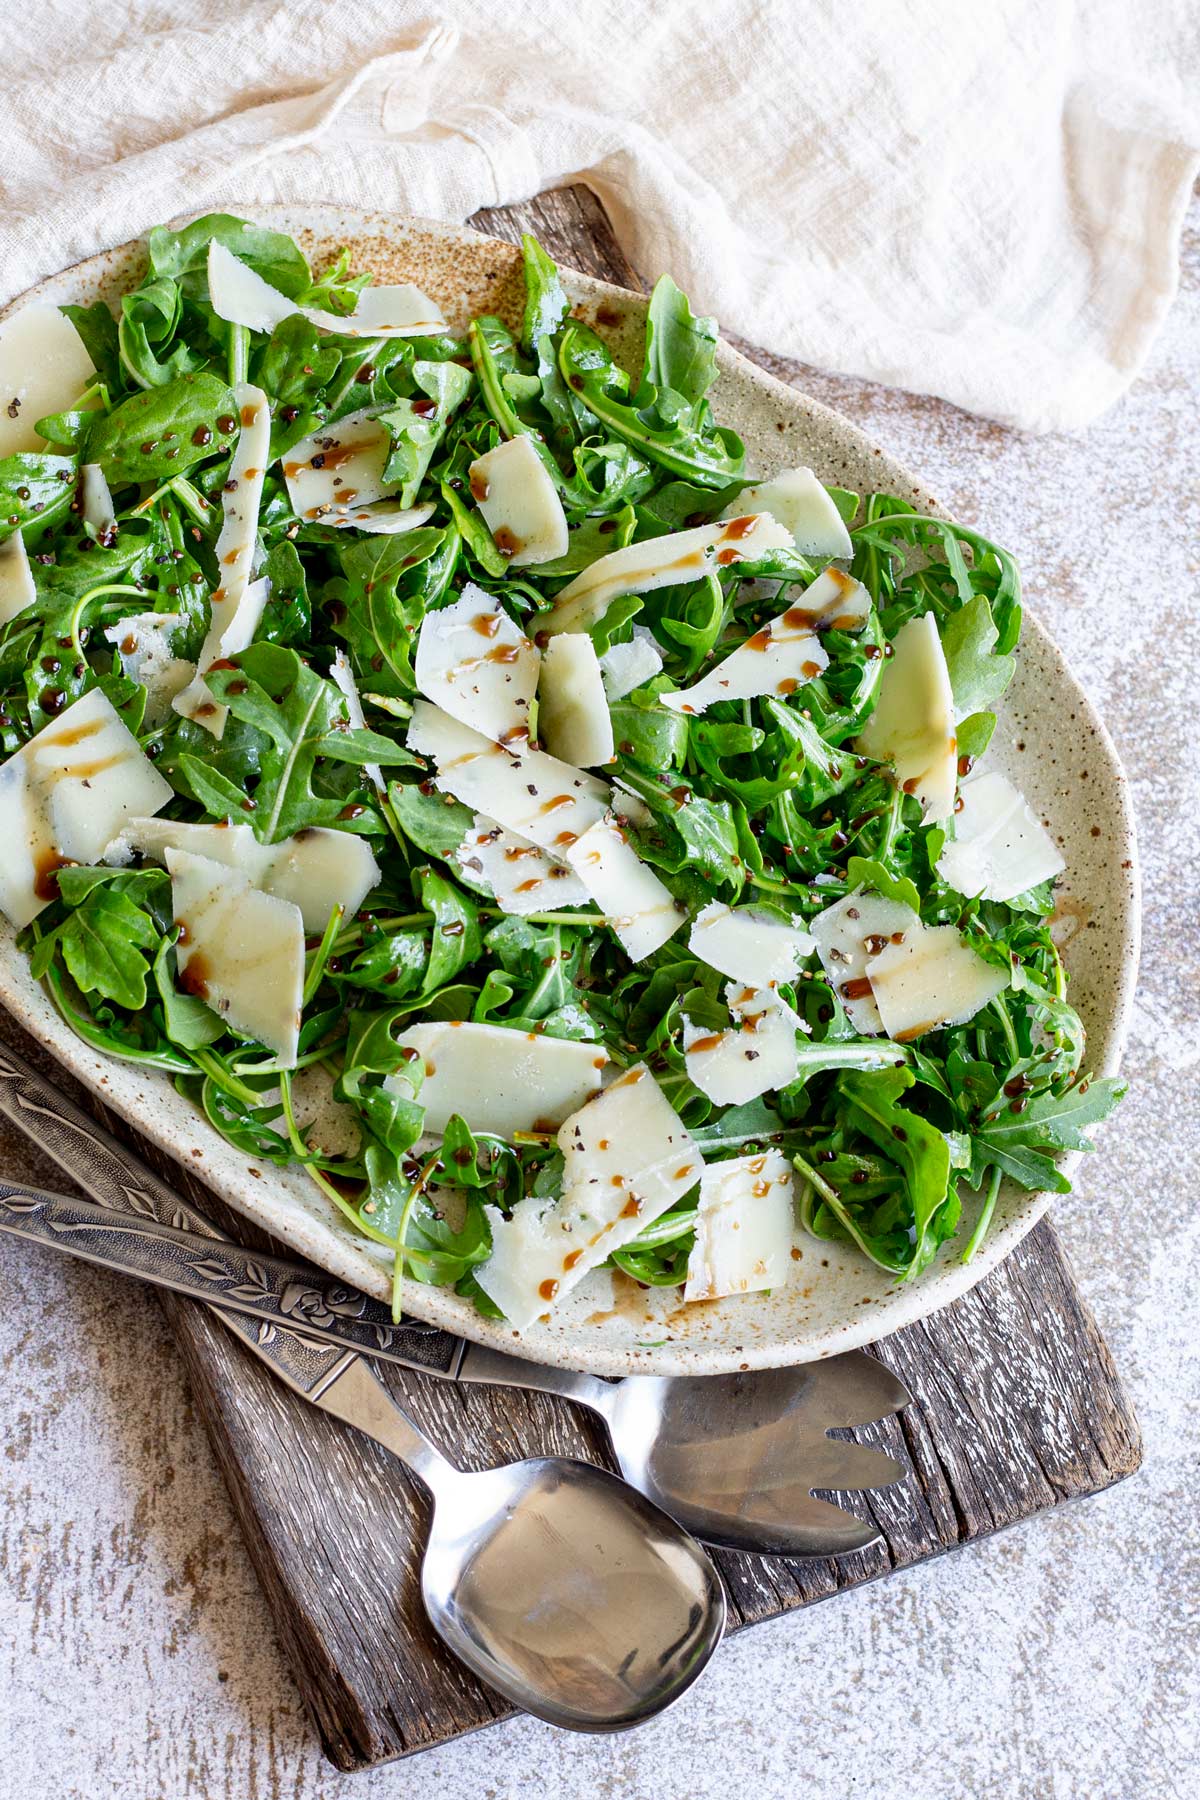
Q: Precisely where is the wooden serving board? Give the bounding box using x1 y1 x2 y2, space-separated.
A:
0 187 1142 1773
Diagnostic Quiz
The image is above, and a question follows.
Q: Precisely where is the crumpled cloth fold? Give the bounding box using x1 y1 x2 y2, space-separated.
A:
2 1 1196 431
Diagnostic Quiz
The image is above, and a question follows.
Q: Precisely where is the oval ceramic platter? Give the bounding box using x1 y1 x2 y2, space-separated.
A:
0 205 1140 1375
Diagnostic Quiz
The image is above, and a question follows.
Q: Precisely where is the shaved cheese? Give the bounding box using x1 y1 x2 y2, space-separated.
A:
542 512 794 637
0 305 95 456
467 436 569 568
476 1064 700 1327
207 241 445 339
723 466 852 560
329 650 383 794
856 611 956 822
537 634 614 767
407 701 608 852
391 1021 606 1137
172 576 268 739
79 464 116 541
414 585 539 751
0 531 36 627
0 690 171 929
600 627 663 701
785 564 872 630
566 815 684 961
113 816 380 933
661 600 829 716
78 465 114 538
684 983 803 1104
937 770 1065 903
321 500 436 535
810 887 1008 1039
104 613 193 726
868 923 1008 1041
282 409 396 525
173 384 270 738
167 848 304 1066
684 1149 795 1302
455 815 589 915
809 890 918 1033
689 901 813 985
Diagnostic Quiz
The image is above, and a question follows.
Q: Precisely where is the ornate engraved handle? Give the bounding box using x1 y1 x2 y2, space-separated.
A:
0 1042 462 1393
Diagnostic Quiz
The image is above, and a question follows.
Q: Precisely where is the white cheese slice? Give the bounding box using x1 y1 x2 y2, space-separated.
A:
390 1021 607 1137
722 466 852 560
172 383 270 738
867 923 1009 1041
0 305 95 456
114 816 380 933
566 815 683 962
0 530 36 627
684 983 803 1105
172 576 269 739
328 650 383 794
79 464 116 540
282 408 395 524
537 634 614 767
683 1149 796 1302
661 602 829 716
0 689 172 929
809 890 919 1033
407 700 608 853
542 512 795 637
856 611 957 823
321 500 436 535
689 901 813 985
414 584 539 752
207 241 445 340
104 613 193 726
467 436 569 568
475 1064 700 1327
783 564 873 631
600 627 663 701
936 770 1066 903
167 848 304 1066
455 815 590 914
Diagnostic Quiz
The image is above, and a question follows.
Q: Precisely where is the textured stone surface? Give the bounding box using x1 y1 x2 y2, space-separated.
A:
1 192 1197 1799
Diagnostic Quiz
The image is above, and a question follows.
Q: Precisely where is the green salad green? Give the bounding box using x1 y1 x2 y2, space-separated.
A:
0 214 1125 1324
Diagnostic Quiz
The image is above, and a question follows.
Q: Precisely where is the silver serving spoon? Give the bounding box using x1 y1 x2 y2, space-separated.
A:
311 1357 726 1730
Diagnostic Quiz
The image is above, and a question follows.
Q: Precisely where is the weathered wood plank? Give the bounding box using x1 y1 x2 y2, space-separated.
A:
0 182 1140 1773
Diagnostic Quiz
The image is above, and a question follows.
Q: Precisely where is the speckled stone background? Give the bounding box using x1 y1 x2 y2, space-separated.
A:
1 191 1196 1800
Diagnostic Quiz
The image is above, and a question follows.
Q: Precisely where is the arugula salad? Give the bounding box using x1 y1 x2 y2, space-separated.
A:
0 215 1124 1328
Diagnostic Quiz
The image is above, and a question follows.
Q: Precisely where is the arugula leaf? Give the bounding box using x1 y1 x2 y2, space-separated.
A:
61 302 123 393
378 361 472 504
0 453 78 541
35 886 161 1011
837 1066 953 1276
971 1076 1126 1191
81 373 237 483
415 864 483 994
941 592 1015 716
203 643 412 840
558 324 744 488
642 274 719 407
147 214 311 296
844 855 921 914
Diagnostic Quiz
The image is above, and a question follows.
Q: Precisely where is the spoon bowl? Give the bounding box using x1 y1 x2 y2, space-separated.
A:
422 1456 727 1730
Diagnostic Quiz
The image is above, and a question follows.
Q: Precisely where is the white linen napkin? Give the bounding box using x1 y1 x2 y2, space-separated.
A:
1 0 1195 431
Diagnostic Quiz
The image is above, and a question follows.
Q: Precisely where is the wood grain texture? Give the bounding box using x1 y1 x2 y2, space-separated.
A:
0 183 1141 1774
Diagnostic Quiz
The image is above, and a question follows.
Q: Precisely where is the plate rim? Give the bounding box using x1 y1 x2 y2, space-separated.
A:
0 203 1142 1374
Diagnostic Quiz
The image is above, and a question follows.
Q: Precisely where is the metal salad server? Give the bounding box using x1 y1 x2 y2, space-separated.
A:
0 1038 910 1556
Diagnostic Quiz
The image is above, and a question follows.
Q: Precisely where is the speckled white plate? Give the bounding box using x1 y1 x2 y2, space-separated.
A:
0 206 1140 1375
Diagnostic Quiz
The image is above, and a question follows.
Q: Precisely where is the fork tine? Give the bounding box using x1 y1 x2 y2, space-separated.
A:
804 1351 912 1428
804 1439 908 1493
